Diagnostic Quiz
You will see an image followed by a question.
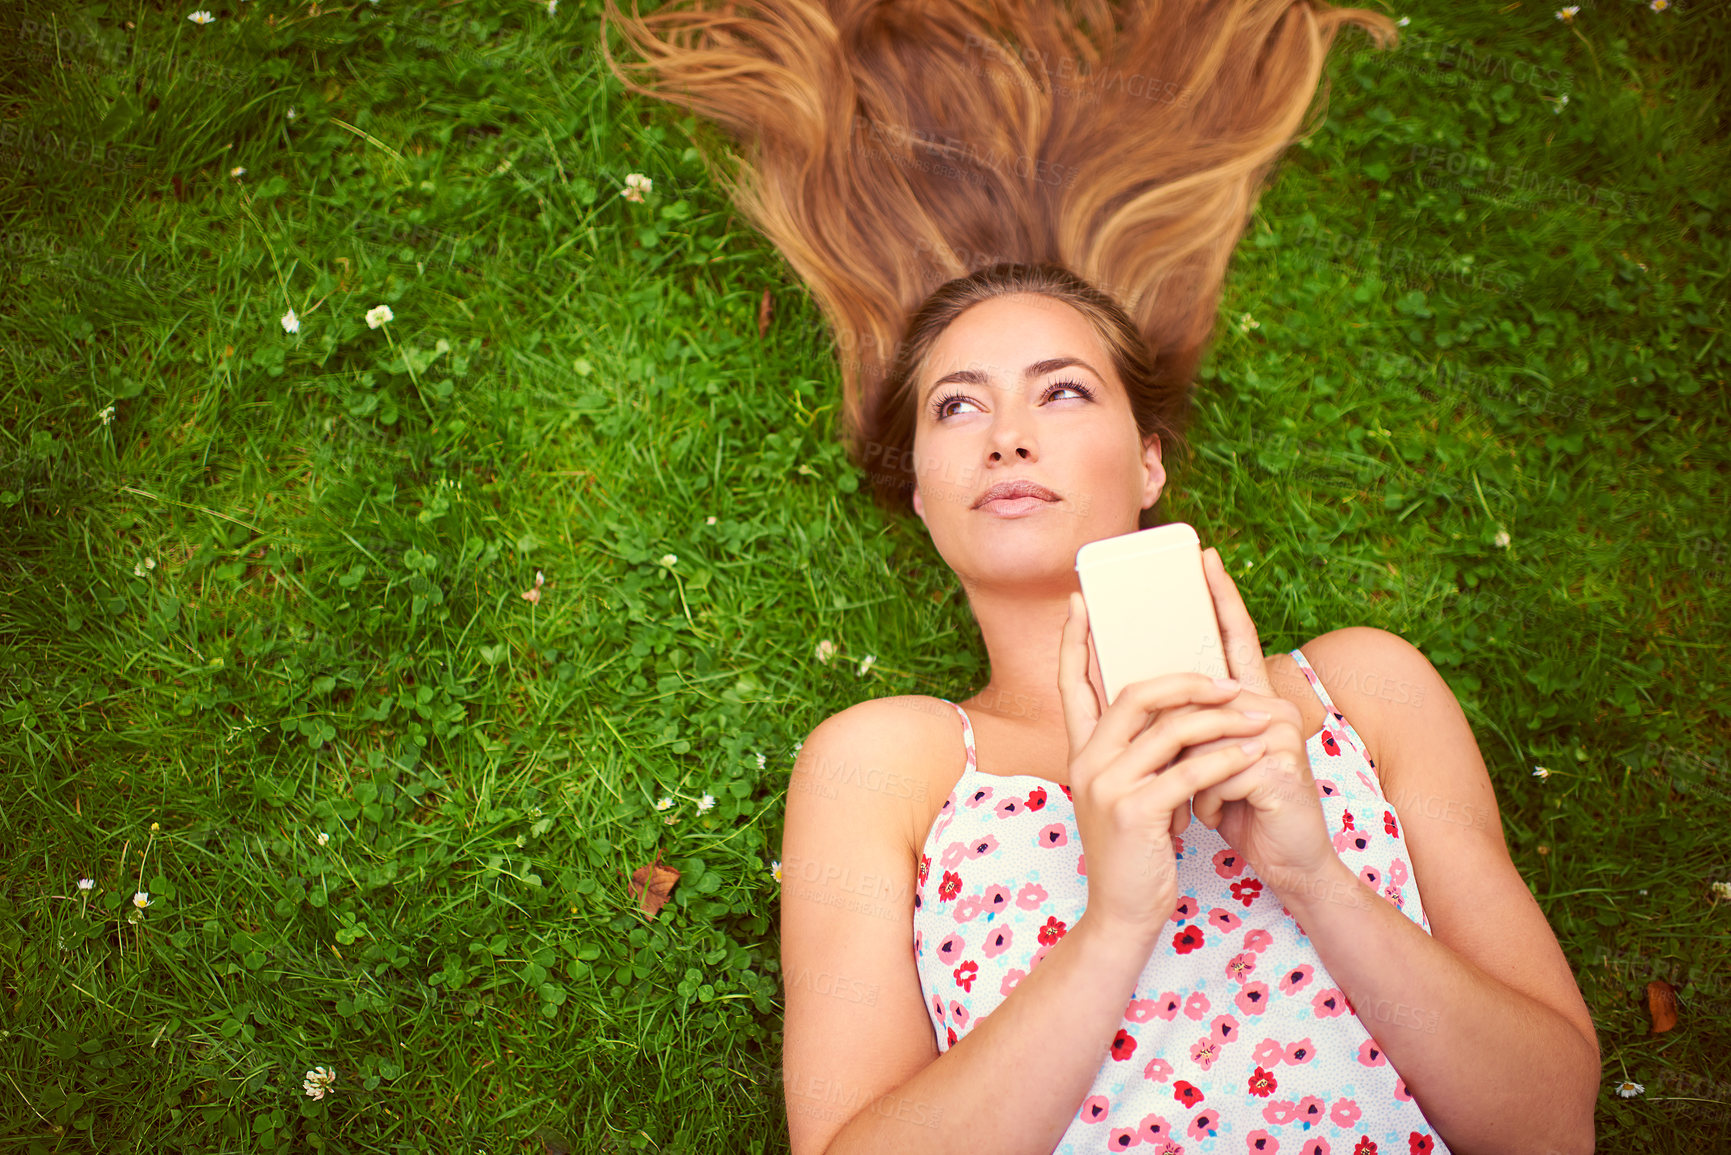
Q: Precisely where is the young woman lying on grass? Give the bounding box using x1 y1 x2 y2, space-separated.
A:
602 2 1600 1152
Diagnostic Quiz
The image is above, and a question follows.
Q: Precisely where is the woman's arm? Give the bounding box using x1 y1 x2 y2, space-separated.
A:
1268 627 1600 1155
780 697 1163 1155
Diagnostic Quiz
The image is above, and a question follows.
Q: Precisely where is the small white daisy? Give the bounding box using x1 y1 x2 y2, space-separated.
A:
815 640 837 664
97 404 116 425
78 878 94 891
1555 6 1579 21
621 173 653 203
858 654 876 676
316 831 329 846
133 891 151 909
547 0 557 12
303 1066 337 1100
1648 0 1668 11
771 860 782 883
706 515 717 525
659 554 678 567
230 166 246 178
188 11 214 24
1615 1080 1644 1098
1493 530 1511 549
287 107 299 122
654 796 673 812
1532 766 1551 780
282 309 299 334
697 793 716 813
1395 15 1409 26
365 305 394 329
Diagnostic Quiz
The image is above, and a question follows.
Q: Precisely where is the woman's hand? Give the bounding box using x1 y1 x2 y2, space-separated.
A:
1174 547 1337 887
1057 591 1274 947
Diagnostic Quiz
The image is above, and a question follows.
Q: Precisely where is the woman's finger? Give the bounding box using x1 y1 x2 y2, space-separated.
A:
1058 592 1103 764
1202 546 1274 696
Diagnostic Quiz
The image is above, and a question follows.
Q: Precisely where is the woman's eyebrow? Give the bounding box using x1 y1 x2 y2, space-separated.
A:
922 356 1102 406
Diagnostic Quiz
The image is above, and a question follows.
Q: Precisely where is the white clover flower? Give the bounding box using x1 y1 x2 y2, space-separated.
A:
97 404 116 425
1615 1080 1644 1098
654 796 673 812
287 107 299 122
815 640 836 664
303 1066 336 1100
316 831 329 846
706 516 717 525
146 558 156 570
1532 766 1551 780
771 860 782 883
1712 881 1731 901
1236 313 1260 334
282 309 299 334
659 554 677 567
697 793 715 813
1395 15 1409 26
230 166 246 178
365 305 394 329
78 878 94 891
1493 530 1511 549
621 173 653 203
188 11 214 24
755 751 766 770
547 0 557 12
858 654 876 676
133 562 147 578
133 891 151 909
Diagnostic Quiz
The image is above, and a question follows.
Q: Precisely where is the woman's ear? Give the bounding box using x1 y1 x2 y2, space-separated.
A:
912 486 926 523
1140 433 1167 512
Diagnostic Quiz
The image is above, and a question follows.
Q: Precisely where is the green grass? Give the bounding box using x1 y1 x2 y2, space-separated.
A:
0 0 1726 1151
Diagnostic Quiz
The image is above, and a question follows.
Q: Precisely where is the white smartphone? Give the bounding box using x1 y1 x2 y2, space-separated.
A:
1074 522 1229 705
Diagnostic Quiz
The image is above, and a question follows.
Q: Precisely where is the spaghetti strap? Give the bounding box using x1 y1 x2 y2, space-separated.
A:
1289 649 1338 712
940 698 978 773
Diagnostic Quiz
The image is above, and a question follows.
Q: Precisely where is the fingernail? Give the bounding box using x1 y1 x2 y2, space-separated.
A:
1240 739 1265 756
1213 677 1239 691
1244 710 1270 721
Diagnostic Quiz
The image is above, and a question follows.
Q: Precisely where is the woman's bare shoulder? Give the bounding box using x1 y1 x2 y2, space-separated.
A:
794 695 962 857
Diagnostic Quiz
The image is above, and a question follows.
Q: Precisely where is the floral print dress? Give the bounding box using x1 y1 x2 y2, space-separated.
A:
913 650 1450 1155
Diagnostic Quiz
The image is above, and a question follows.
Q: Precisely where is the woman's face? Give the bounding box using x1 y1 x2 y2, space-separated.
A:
910 293 1165 588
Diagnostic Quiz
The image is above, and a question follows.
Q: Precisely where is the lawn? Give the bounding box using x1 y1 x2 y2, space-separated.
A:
0 0 1726 1151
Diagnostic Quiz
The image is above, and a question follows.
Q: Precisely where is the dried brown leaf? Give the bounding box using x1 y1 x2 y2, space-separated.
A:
1646 978 1680 1033
628 852 679 919
757 288 773 338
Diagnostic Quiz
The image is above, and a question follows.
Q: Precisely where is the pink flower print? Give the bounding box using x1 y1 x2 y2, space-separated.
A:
1186 1108 1221 1139
939 840 969 869
1389 857 1409 886
1312 988 1348 1017
1394 1076 1412 1102
1110 1029 1138 1062
953 960 978 992
1320 729 1341 757
1077 852 1086 876
963 784 994 808
981 884 1012 918
1278 963 1314 995
1246 1129 1279 1153
1107 1129 1138 1151
1235 981 1270 1015
947 999 969 1029
1261 1099 1298 1125
1172 895 1199 922
1212 847 1246 878
966 834 1000 859
1153 991 1183 1020
1037 915 1069 945
1079 1095 1110 1125
1230 878 1264 907
1015 881 1048 909
1331 829 1356 855
1189 1037 1221 1071
1295 1096 1326 1128
1225 951 1258 984
1136 1113 1173 1143
938 870 962 901
1030 943 1054 970
1243 928 1273 954
1172 834 1183 857
1210 1014 1239 1045
980 923 1014 959
1357 770 1379 796
1358 865 1382 891
1142 1057 1174 1084
1126 998 1159 1023
931 992 944 1023
1383 883 1404 908
1356 1038 1387 1066
1314 778 1339 798
936 933 966 966
1207 907 1242 933
1252 1037 1284 1066
994 797 1024 819
1183 991 1211 1020
1000 968 1026 997
1036 822 1069 849
1300 1141 1330 1155
1025 787 1047 811
952 895 983 923
1152 1143 1184 1155
1329 1098 1361 1128
1281 1038 1315 1066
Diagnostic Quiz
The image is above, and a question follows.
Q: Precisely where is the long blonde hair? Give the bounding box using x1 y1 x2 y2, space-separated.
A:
600 0 1397 520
